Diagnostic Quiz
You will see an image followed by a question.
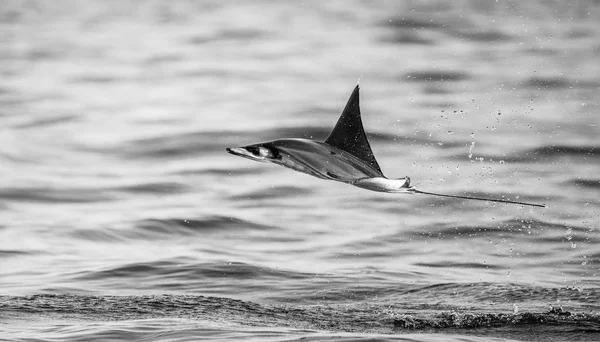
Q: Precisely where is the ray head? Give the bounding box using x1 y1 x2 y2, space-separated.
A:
226 143 281 163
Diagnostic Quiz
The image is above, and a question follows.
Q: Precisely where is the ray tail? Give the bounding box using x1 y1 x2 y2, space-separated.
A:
409 189 546 208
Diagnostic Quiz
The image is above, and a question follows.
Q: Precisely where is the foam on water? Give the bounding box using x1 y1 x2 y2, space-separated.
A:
1 294 599 341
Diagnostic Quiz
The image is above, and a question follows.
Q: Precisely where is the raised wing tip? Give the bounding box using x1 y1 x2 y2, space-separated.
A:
324 84 383 175
349 84 360 99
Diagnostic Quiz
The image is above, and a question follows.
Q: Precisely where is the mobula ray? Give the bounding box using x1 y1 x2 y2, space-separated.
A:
226 86 545 208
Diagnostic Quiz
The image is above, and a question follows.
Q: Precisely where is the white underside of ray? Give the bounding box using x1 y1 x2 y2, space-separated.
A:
352 177 412 193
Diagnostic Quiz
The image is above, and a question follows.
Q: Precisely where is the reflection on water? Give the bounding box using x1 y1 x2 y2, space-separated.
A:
1 1 599 341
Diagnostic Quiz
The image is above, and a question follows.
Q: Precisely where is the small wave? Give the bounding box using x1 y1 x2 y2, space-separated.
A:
69 75 122 84
176 68 238 79
526 145 600 158
407 218 594 245
69 215 279 242
524 46 560 56
0 249 32 258
14 114 78 129
0 187 112 203
187 28 267 45
177 167 265 176
421 85 451 95
450 145 600 163
136 215 277 235
385 17 445 30
408 224 516 240
293 106 339 118
503 219 599 245
534 234 599 245
122 131 239 159
570 178 600 190
143 53 182 66
522 76 570 89
446 29 512 43
230 186 313 201
76 260 310 283
269 126 334 141
381 32 434 45
384 12 512 44
504 218 591 233
402 71 471 83
414 262 501 270
112 182 188 195
0 86 12 96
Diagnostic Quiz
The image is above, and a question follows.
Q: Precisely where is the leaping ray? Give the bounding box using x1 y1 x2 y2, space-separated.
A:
226 85 545 208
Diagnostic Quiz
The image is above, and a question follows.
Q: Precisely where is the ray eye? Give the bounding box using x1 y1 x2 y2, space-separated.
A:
257 147 272 158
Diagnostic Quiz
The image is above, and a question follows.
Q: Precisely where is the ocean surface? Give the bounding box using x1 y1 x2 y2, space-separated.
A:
1 1 599 341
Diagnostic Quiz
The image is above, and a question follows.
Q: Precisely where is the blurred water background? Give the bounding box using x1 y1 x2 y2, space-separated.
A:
1 1 599 341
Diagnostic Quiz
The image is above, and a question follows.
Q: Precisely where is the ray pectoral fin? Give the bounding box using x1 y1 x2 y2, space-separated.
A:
324 85 383 175
408 189 546 208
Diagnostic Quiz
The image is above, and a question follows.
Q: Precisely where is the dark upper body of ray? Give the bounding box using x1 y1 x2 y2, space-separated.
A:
225 85 383 184
324 85 382 174
263 85 385 183
267 138 382 183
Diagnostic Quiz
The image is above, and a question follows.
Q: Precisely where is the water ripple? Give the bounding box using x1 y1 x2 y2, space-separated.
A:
449 144 600 162
136 215 278 235
402 71 471 83
229 186 313 201
112 182 188 195
0 187 112 203
570 178 600 190
75 260 312 284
